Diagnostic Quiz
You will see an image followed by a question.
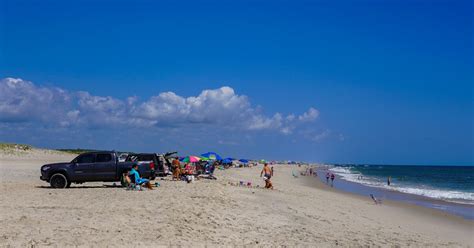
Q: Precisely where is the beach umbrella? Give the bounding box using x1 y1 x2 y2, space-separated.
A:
199 156 210 161
201 152 222 161
180 156 201 163
222 158 233 164
239 159 249 163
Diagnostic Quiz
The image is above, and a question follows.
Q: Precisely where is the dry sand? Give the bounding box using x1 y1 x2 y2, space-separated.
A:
0 148 473 247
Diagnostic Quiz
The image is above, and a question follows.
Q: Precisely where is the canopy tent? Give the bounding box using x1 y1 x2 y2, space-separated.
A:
201 152 222 161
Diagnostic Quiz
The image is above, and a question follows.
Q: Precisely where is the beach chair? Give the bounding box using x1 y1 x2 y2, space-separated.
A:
127 173 139 190
370 194 382 205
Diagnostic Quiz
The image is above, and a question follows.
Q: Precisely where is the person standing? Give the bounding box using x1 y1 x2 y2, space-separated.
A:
326 172 330 184
260 163 273 189
387 176 391 186
330 173 335 187
172 158 181 180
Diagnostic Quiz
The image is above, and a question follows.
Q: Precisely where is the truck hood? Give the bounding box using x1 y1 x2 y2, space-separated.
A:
43 162 72 167
41 162 72 171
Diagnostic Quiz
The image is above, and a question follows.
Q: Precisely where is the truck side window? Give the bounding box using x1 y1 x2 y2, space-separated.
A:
138 155 154 161
77 154 95 164
96 153 112 163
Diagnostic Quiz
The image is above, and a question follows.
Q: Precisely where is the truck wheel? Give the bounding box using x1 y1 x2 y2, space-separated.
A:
50 173 68 189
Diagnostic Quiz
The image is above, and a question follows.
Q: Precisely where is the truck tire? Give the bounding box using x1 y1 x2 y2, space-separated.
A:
50 173 68 189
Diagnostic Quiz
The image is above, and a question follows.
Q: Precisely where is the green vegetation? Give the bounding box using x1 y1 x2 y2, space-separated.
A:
55 149 133 154
0 142 132 155
55 148 101 154
0 143 33 151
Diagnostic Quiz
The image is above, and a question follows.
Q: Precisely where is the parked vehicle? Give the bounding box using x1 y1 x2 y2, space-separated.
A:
40 151 155 188
118 153 129 162
125 152 176 177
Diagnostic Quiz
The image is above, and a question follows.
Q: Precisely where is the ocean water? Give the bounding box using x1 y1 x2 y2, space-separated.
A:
329 164 474 205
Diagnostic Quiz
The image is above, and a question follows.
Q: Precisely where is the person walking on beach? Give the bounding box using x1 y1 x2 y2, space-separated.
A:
325 172 330 184
260 163 273 189
330 173 335 187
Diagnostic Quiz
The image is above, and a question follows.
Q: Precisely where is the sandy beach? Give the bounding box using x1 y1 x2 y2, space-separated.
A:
0 148 472 247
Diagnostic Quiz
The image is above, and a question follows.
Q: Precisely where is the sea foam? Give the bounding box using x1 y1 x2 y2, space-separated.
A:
329 166 474 205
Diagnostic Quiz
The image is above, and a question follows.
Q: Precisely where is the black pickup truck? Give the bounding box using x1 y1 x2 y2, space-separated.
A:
40 151 155 188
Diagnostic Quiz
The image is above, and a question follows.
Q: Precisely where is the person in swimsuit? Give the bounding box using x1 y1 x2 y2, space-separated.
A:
330 173 335 187
172 158 181 180
260 163 273 189
326 172 330 184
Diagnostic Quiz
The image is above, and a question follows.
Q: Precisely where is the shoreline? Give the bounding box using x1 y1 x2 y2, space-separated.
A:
313 165 474 220
304 167 472 224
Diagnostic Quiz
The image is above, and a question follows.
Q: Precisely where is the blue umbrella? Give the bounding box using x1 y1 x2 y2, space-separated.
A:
222 158 233 164
201 152 222 161
239 159 249 163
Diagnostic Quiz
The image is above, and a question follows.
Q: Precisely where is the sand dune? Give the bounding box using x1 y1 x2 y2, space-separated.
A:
0 148 472 247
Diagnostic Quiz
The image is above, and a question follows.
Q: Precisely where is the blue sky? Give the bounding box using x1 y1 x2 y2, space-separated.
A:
0 0 472 165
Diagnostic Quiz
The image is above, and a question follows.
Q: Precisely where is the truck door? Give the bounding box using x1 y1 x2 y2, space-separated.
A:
94 153 116 181
72 153 96 181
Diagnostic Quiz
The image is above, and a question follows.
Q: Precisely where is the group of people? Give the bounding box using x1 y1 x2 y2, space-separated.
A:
171 159 217 182
123 158 274 190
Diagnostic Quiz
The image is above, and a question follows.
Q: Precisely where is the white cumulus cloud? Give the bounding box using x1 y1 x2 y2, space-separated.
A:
0 77 319 134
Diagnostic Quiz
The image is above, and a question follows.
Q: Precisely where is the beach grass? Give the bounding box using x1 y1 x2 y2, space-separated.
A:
0 142 33 155
55 148 100 154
